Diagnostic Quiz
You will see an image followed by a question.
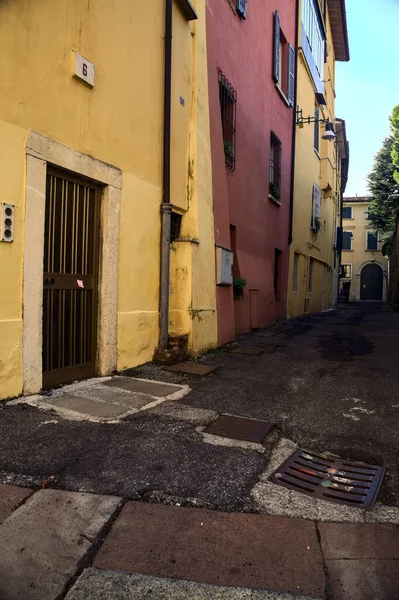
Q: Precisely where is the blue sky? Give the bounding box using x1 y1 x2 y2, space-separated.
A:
335 0 399 196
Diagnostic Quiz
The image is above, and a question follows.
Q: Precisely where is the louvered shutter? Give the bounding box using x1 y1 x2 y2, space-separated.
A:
312 183 321 229
236 0 247 19
273 11 280 83
287 44 295 106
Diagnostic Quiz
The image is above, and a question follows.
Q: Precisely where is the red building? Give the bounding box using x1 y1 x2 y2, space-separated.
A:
207 0 297 343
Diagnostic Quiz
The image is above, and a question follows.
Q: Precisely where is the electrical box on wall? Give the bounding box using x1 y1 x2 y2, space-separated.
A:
216 246 233 285
1 203 14 243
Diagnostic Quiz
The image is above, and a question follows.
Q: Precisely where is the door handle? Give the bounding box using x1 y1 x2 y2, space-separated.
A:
49 278 55 285
44 278 55 285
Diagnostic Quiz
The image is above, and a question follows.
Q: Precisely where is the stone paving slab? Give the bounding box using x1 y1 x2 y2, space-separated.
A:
102 377 183 397
165 362 218 376
46 394 131 417
71 384 150 408
0 489 121 600
94 502 325 598
0 483 32 525
326 558 399 600
318 522 399 559
66 568 320 600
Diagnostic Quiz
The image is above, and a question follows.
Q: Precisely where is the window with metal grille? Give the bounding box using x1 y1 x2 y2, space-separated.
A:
170 212 182 243
341 264 352 278
269 132 282 200
218 69 237 171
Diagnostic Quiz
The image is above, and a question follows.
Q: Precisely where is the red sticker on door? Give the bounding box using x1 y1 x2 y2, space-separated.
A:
77 279 84 289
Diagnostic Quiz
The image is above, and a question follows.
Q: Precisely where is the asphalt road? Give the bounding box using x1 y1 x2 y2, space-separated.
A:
0 302 398 508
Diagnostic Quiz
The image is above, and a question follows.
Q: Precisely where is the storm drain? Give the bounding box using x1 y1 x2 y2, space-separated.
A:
270 448 385 509
204 414 274 444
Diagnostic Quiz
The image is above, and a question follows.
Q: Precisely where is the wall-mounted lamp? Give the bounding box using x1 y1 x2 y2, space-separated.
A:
296 108 336 141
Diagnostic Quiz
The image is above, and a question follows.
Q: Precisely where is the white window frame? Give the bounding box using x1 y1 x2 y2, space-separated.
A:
366 230 379 251
302 0 324 80
342 206 353 220
341 263 352 279
342 230 353 251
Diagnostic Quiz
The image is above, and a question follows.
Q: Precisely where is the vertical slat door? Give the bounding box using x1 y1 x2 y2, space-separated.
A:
42 169 100 388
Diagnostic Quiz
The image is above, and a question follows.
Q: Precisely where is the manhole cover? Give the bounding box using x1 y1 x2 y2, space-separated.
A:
204 414 274 443
230 347 264 356
270 448 385 509
164 363 218 376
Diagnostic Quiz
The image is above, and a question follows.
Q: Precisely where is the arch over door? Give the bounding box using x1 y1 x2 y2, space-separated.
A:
360 263 383 300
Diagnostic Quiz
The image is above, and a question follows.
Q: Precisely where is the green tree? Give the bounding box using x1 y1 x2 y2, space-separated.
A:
367 135 399 255
390 104 399 184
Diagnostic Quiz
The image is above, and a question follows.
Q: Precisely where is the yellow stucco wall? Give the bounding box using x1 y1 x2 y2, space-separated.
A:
287 1 341 318
341 201 388 300
0 0 217 398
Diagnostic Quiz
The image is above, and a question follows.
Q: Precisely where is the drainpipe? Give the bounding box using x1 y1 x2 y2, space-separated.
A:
288 0 300 245
159 0 173 348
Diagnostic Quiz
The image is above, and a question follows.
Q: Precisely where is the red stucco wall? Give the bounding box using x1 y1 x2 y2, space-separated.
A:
207 0 296 342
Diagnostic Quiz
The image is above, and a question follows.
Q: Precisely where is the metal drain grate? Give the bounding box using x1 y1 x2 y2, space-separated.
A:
270 448 385 509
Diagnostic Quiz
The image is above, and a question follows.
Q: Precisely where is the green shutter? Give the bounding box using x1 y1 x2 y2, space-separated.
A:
273 11 280 83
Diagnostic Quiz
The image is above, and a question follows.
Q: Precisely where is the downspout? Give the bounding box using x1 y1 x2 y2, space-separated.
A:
159 0 173 348
288 0 300 244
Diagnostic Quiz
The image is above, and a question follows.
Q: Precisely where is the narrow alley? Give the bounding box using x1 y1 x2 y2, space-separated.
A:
0 303 398 599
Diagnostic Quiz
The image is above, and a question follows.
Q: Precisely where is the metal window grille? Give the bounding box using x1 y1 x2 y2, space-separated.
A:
270 132 282 191
170 212 182 243
218 69 237 171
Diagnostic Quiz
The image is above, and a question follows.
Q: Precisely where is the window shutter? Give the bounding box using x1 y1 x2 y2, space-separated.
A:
273 11 280 83
287 44 295 107
236 0 247 19
312 183 321 229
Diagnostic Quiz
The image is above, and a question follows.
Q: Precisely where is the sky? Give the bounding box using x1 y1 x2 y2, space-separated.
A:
335 0 399 197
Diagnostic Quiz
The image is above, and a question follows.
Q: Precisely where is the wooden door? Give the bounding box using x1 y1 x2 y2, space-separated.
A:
360 264 383 301
42 168 100 387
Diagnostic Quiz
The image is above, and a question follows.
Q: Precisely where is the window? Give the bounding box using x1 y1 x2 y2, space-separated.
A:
311 183 321 230
366 231 378 251
308 258 314 292
342 231 353 250
314 105 319 152
341 264 352 279
292 253 299 291
342 206 352 219
302 0 326 93
274 249 282 296
273 12 295 106
170 212 182 242
269 132 282 200
218 70 237 171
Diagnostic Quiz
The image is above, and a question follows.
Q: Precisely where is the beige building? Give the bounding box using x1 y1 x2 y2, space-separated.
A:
340 196 388 301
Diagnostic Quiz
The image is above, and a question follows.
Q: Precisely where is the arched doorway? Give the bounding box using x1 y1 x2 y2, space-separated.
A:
360 263 383 300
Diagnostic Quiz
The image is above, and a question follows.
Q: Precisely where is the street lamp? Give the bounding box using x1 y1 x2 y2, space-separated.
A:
296 108 336 141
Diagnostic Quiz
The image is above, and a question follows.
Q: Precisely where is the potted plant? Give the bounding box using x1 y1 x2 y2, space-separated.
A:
224 141 235 162
233 276 247 300
269 182 281 201
312 216 322 234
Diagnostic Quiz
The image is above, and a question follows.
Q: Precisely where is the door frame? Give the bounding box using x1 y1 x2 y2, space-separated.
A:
23 132 122 395
356 260 387 302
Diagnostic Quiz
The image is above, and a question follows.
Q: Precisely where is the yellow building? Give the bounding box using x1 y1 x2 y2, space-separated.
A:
0 0 217 400
288 0 350 317
340 197 388 301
